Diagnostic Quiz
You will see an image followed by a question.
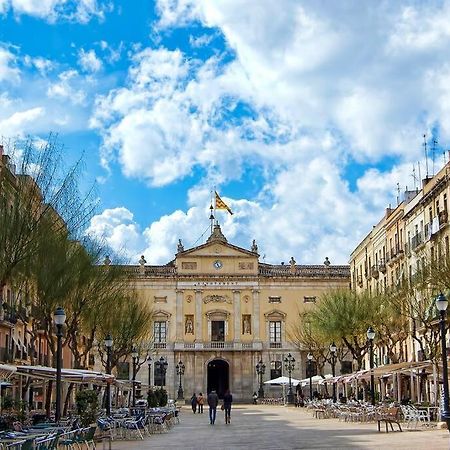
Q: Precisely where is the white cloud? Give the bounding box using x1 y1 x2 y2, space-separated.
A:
0 46 20 83
0 106 45 136
0 0 111 23
47 69 86 105
78 48 102 73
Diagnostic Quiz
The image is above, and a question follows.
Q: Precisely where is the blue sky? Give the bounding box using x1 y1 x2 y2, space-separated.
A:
2 0 450 265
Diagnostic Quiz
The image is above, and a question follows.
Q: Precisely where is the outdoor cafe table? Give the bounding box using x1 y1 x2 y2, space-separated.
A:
417 405 439 421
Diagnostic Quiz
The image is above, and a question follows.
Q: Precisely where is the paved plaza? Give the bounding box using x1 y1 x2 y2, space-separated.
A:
111 405 449 450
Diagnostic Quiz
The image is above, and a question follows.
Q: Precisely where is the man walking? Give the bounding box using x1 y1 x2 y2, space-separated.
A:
207 390 219 425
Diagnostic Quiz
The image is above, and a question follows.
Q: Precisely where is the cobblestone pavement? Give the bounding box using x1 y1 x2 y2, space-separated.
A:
111 405 449 450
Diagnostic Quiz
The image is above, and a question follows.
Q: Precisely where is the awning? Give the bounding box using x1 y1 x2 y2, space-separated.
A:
15 365 115 385
264 376 301 386
0 364 16 379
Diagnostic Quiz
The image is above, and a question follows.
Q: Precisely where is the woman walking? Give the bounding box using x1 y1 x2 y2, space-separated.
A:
190 393 198 413
223 389 233 424
197 392 204 413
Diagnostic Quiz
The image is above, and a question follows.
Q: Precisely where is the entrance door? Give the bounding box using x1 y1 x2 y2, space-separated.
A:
207 359 229 399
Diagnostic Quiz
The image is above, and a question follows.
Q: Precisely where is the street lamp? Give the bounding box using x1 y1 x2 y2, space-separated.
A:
147 356 152 387
329 342 337 403
155 356 168 387
53 306 66 423
307 353 313 400
284 353 295 405
256 359 266 398
176 360 185 400
436 292 450 431
131 346 138 407
367 326 376 406
104 333 113 416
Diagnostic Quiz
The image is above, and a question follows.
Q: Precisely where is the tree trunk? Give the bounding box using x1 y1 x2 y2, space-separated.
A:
63 382 74 417
45 380 53 419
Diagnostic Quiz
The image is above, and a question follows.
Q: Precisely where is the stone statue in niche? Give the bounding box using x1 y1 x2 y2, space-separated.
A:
243 315 251 334
185 315 194 334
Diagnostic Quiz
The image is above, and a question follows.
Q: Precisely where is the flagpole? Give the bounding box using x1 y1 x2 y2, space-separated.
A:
209 189 214 235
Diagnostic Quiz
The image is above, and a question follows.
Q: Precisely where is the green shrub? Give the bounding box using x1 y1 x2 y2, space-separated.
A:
75 390 99 426
147 389 158 408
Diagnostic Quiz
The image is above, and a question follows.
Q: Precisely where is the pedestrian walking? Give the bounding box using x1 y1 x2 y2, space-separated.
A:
223 389 233 424
207 390 219 424
190 392 198 413
197 392 204 413
252 392 258 405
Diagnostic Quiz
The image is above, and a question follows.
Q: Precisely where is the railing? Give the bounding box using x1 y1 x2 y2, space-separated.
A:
269 342 282 349
411 232 423 250
174 341 263 351
371 265 379 279
153 342 167 349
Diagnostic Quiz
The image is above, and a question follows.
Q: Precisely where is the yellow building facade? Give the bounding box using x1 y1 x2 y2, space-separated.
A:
350 158 450 396
127 225 350 401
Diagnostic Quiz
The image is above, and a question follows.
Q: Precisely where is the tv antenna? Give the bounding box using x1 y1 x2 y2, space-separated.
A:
411 165 418 190
432 138 438 176
423 134 429 177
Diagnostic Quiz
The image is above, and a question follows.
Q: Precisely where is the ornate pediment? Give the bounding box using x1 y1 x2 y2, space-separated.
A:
264 309 286 321
203 294 232 304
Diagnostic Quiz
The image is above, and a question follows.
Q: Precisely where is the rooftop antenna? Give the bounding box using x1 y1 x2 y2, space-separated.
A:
432 138 437 175
411 165 418 190
418 161 422 186
423 134 429 177
396 182 400 205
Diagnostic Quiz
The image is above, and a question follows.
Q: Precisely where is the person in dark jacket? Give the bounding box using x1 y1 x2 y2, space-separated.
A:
207 390 219 424
223 389 233 424
190 393 198 413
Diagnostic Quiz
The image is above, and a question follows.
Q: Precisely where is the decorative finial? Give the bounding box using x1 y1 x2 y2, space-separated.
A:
139 255 146 266
324 257 331 266
177 239 184 253
251 239 258 253
289 256 296 266
103 255 111 266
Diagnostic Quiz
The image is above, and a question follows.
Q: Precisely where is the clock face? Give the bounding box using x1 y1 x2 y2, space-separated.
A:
213 260 223 269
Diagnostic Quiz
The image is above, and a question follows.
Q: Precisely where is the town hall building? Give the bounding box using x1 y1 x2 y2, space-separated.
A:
128 225 350 401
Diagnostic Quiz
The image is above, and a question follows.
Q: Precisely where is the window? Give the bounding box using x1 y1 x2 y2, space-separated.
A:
211 320 225 342
153 321 167 343
270 361 282 379
269 321 281 342
303 296 317 304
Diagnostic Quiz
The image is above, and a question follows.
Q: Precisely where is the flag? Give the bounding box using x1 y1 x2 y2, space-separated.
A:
215 191 233 215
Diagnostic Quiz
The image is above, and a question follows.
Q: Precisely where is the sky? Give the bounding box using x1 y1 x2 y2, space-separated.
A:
1 0 450 266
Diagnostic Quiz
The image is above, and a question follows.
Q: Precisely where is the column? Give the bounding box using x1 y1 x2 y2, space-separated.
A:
233 290 241 342
176 290 183 341
252 290 260 341
195 290 202 342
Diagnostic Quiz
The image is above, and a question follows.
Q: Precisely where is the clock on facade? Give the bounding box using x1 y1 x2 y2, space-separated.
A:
213 260 223 269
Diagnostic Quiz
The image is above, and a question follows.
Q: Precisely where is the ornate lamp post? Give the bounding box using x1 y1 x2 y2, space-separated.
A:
284 353 295 405
131 346 138 407
329 342 337 403
155 356 168 387
436 292 450 431
307 353 313 400
147 356 152 387
256 359 266 398
104 333 113 416
53 306 66 423
176 360 185 400
367 326 376 406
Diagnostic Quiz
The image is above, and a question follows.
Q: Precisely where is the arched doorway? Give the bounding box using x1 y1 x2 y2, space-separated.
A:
207 359 229 399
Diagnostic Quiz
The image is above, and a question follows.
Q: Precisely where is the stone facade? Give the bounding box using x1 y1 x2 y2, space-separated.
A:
125 225 350 401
